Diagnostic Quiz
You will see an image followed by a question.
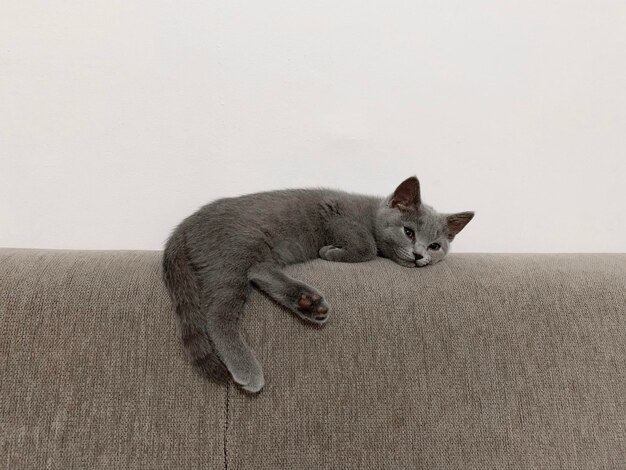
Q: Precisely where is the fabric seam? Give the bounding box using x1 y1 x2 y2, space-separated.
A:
224 381 230 470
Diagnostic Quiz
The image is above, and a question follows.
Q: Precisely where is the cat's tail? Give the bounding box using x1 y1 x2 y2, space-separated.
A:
162 227 229 382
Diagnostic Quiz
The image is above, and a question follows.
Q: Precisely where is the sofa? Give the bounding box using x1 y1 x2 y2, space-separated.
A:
1 248 625 469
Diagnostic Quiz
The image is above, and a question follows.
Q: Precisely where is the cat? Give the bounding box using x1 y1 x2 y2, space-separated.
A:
162 176 473 393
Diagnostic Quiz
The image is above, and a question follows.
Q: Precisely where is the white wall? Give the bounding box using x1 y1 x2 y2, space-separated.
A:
2 1 625 252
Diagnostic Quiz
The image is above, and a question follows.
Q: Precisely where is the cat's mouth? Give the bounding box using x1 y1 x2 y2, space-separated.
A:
394 255 429 268
393 248 429 268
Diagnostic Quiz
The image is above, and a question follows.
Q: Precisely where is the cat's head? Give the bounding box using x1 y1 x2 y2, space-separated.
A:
375 176 474 268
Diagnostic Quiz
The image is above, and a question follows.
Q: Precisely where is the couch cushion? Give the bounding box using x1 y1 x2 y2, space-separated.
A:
231 254 626 469
1 250 626 469
0 249 226 470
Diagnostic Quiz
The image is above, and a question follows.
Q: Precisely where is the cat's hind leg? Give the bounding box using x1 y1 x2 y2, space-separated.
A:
201 281 265 393
248 262 331 324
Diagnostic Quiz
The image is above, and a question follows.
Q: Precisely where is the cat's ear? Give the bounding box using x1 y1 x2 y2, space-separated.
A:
446 212 475 240
391 176 421 210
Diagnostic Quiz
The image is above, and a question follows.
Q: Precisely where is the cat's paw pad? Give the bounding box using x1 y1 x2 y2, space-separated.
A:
296 293 330 324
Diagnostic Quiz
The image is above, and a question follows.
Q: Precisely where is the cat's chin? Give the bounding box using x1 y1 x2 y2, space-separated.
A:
393 258 419 268
392 257 434 268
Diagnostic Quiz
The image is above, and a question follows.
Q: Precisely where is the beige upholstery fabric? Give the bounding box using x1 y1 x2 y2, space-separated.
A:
0 249 226 470
1 249 625 469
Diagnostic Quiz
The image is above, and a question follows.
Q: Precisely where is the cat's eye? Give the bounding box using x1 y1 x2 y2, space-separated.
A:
403 227 415 239
428 243 441 251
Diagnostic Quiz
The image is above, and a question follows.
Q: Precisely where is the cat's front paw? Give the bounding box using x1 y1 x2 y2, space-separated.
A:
295 292 330 324
319 245 346 262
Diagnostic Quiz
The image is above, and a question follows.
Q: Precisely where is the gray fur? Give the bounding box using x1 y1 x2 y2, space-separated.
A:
162 176 474 393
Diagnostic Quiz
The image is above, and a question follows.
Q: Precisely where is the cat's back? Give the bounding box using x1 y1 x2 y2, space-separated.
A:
197 187 354 221
179 187 379 247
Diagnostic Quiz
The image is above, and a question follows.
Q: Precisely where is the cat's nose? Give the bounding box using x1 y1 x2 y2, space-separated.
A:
414 253 423 261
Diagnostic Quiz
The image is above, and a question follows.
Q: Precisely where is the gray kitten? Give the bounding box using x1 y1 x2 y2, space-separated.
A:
162 176 473 393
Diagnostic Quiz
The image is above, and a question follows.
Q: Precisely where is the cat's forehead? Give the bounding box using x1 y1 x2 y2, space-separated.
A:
404 205 445 237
